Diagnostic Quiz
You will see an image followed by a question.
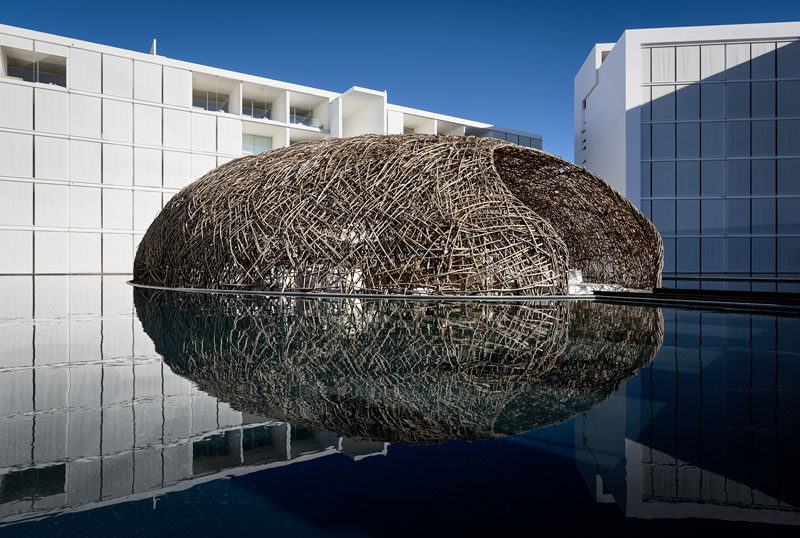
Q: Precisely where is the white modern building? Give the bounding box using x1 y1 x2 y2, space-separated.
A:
0 23 541 277
575 22 800 290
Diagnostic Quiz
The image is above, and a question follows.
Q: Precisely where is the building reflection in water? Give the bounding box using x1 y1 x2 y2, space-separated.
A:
0 276 797 527
575 307 800 526
0 276 386 525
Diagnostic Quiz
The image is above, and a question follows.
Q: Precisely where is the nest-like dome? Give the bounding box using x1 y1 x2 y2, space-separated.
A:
134 134 662 294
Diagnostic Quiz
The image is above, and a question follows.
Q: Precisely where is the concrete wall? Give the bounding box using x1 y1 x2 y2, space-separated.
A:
574 39 628 195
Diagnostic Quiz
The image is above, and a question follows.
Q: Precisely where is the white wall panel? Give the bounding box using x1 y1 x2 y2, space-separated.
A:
0 132 32 178
34 231 68 273
777 41 800 78
191 154 216 180
102 55 132 98
102 188 132 230
651 47 675 83
163 151 191 189
163 109 190 149
33 275 68 318
133 191 162 231
700 45 725 81
651 85 675 120
0 82 33 129
0 181 32 226
163 66 191 108
0 33 32 50
133 61 162 103
102 99 132 142
0 275 31 317
69 48 101 93
35 41 68 57
35 136 68 180
133 104 162 145
726 43 751 79
35 88 68 134
190 113 216 152
102 145 133 186
102 275 133 315
386 109 403 134
69 94 101 138
752 42 776 79
0 324 32 367
69 186 101 229
133 148 161 187
217 116 241 155
69 140 101 183
34 183 68 228
69 274 102 316
69 233 101 273
103 234 133 273
0 231 32 273
676 46 700 82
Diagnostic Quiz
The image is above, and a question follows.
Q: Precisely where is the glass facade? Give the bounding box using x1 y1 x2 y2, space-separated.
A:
2 47 66 87
242 133 272 155
192 89 229 112
289 107 321 128
640 41 800 287
242 97 270 119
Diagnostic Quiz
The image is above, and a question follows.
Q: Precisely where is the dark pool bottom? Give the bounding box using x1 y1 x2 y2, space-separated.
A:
0 280 797 536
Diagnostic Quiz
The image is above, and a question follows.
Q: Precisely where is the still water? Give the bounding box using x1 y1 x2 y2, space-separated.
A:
0 276 797 536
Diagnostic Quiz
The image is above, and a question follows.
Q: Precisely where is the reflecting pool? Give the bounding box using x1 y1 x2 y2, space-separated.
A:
0 276 797 536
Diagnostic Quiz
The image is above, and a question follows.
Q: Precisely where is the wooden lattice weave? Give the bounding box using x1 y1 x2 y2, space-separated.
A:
134 134 662 294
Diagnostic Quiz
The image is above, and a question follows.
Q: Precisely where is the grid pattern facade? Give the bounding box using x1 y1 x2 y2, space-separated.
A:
639 40 800 289
636 308 800 509
0 26 542 278
0 32 251 275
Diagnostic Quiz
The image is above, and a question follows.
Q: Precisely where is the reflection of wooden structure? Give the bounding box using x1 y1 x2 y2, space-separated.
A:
135 288 664 444
133 135 662 294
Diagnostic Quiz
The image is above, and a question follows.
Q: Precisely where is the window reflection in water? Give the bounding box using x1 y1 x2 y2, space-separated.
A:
0 276 797 527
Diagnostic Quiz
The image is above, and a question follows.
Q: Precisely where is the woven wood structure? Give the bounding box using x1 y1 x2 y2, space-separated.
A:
134 288 664 444
134 134 662 295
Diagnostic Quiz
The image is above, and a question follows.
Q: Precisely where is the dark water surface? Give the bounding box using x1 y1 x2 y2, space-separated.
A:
0 276 797 536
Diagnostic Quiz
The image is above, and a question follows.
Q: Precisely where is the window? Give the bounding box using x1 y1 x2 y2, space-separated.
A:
2 47 66 87
243 97 270 120
242 134 272 155
289 107 320 128
192 89 229 112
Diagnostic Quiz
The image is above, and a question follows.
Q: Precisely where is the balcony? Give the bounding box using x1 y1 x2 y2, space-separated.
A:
242 98 271 120
288 91 328 131
192 89 229 113
290 111 322 128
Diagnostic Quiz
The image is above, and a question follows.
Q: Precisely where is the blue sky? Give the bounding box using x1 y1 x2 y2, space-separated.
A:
3 0 799 160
